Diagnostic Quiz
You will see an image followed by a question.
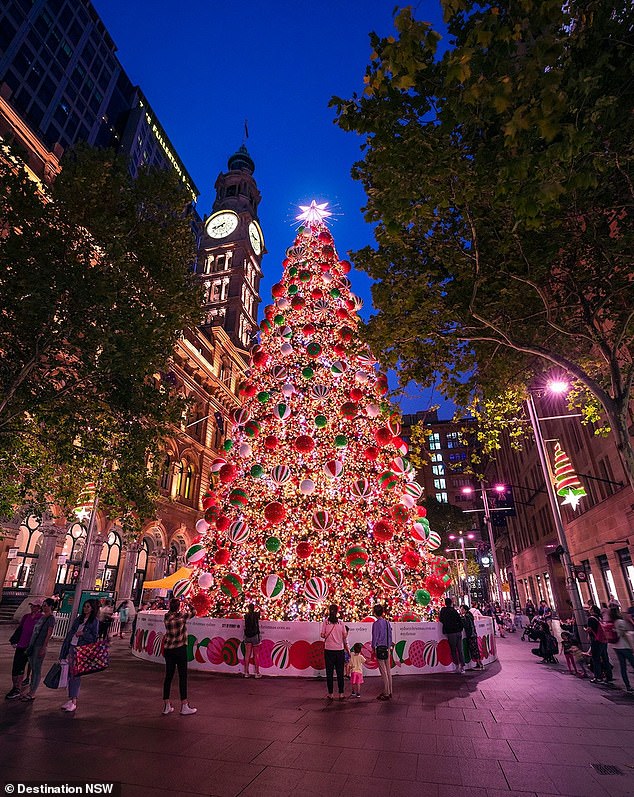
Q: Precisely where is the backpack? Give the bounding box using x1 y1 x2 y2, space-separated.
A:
601 621 618 644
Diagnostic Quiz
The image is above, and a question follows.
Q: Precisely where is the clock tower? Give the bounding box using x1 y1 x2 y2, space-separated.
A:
198 145 264 349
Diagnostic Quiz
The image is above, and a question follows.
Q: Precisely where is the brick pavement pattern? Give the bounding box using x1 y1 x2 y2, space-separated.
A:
1 627 633 796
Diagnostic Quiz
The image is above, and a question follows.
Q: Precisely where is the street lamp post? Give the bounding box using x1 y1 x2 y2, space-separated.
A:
461 485 505 608
447 533 476 604
525 390 588 643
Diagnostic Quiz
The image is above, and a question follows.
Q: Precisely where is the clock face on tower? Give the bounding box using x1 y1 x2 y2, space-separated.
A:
205 210 239 239
248 220 263 255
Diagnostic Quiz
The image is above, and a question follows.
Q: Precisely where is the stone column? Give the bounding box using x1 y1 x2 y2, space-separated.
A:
29 518 66 600
83 531 107 595
117 542 140 602
0 515 21 590
154 551 168 580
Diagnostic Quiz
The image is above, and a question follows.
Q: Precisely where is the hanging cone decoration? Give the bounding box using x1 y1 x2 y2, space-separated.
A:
553 442 586 510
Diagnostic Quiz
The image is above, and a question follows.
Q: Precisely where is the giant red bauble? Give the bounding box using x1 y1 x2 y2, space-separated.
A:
336 308 349 320
291 296 305 310
215 515 230 532
425 575 447 598
204 506 220 523
264 501 285 524
264 304 275 320
302 323 316 336
271 283 285 297
402 549 420 569
364 446 379 461
345 298 355 311
340 402 358 419
296 541 313 559
294 435 315 453
374 427 393 446
392 504 409 524
219 463 236 484
373 520 394 542
339 259 352 274
264 435 279 451
310 289 323 301
332 343 346 357
349 388 363 402
214 548 230 565
318 231 332 244
252 350 268 368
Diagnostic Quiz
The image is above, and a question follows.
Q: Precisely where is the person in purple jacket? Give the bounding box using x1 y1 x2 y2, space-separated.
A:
6 602 42 700
372 604 393 701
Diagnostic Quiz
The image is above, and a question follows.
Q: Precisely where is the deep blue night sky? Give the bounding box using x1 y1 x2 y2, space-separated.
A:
93 1 450 415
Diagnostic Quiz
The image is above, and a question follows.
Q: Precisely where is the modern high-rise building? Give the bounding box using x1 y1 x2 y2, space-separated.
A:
0 0 197 196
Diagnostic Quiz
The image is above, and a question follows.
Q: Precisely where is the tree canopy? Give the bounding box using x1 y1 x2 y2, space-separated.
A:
332 0 634 484
0 144 201 529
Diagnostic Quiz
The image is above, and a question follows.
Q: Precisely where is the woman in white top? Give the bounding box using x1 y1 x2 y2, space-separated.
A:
320 604 349 701
609 607 634 692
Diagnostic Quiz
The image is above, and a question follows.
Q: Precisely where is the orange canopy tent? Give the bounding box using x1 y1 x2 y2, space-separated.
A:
142 567 191 590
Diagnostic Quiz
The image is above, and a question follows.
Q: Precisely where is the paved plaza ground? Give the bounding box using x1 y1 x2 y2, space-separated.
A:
1 625 633 797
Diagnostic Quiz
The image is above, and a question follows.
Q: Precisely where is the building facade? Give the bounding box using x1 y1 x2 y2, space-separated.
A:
0 0 197 197
487 393 634 616
0 0 263 616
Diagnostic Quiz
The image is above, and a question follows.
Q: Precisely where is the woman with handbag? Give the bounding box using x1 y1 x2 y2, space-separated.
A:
243 604 261 678
320 604 349 701
59 599 99 712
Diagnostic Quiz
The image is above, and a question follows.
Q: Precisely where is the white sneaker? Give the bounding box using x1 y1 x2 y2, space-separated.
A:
254 673 262 679
180 704 197 715
162 704 174 715
61 700 74 711
243 673 250 678
65 702 77 712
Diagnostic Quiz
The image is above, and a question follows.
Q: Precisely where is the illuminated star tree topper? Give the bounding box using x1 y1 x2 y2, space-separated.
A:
296 200 333 227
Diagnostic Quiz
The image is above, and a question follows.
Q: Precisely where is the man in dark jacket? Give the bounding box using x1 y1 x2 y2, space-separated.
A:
439 598 465 673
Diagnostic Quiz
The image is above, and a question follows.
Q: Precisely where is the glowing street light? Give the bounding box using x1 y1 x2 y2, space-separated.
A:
547 379 570 395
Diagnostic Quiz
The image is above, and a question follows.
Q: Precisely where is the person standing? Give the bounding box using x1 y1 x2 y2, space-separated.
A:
320 604 348 701
21 598 56 700
98 600 113 641
162 598 197 716
439 597 465 673
243 604 262 678
6 602 42 700
117 599 136 639
460 604 483 669
349 643 364 698
371 604 393 700
609 607 634 692
59 599 99 712
525 600 536 622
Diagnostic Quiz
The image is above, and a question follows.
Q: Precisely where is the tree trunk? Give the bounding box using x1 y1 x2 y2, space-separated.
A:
605 400 634 489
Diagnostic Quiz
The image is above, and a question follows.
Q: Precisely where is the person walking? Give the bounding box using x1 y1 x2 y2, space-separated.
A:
320 604 348 701
609 607 634 692
117 599 136 639
21 598 56 701
6 602 42 700
525 600 536 623
97 600 113 641
59 599 99 712
243 603 262 678
371 604 393 700
162 597 197 716
440 597 465 673
460 604 483 669
585 607 612 684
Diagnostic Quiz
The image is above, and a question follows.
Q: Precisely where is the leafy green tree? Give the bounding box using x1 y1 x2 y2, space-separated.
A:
422 495 473 538
0 144 201 529
332 1 634 484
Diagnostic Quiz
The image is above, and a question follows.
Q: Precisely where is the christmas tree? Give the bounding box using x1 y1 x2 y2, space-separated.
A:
184 202 450 621
553 441 586 511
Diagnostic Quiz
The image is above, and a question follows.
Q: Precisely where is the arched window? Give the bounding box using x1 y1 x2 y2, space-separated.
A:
132 538 150 605
173 461 184 496
97 531 121 592
55 522 86 588
160 456 171 490
183 463 195 500
2 515 43 591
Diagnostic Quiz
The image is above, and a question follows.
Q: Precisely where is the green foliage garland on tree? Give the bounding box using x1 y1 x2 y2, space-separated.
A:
331 0 634 485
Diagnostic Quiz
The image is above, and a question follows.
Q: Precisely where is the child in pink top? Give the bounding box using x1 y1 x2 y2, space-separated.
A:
349 643 364 698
